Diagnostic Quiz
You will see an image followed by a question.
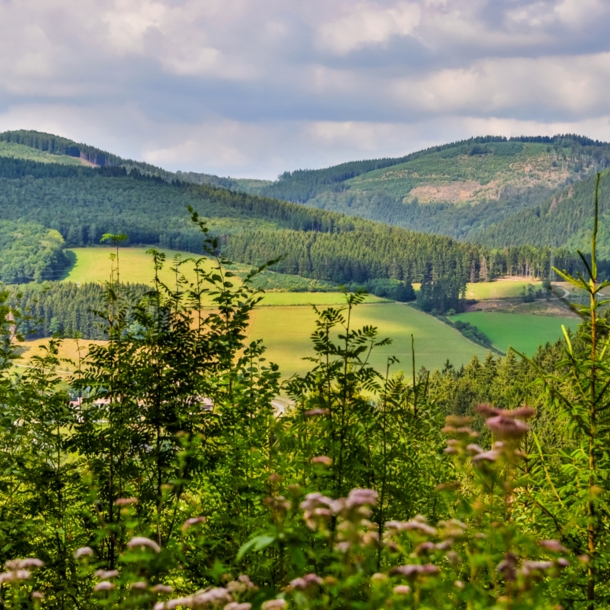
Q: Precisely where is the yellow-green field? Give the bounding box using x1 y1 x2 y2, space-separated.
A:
247 303 489 378
34 247 576 378
465 279 542 300
16 338 106 374
257 292 384 306
16 304 489 379
61 247 384 307
61 247 212 287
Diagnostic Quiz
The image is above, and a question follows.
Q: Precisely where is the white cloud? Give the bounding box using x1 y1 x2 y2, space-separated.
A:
390 53 610 116
317 1 421 55
102 0 167 54
0 0 609 177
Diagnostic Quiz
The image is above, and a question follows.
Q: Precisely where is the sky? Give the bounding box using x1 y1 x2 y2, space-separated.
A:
1 0 610 179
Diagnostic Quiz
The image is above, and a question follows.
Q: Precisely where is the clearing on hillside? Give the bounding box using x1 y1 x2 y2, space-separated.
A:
465 279 543 300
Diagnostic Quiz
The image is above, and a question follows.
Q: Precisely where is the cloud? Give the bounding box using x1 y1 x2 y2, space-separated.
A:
0 0 609 177
391 52 610 118
317 2 421 55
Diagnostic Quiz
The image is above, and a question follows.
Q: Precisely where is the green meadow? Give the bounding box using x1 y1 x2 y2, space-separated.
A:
60 247 382 306
61 247 212 287
453 312 578 356
465 279 542 300
55 247 580 376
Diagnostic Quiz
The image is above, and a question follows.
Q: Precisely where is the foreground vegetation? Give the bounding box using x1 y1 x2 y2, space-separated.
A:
0 187 609 609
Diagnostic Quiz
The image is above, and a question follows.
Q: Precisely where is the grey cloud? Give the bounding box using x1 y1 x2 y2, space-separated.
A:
0 0 610 177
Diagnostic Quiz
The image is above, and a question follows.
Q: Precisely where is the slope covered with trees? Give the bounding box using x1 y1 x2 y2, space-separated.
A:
0 150 585 298
0 221 68 283
231 135 610 241
475 167 610 256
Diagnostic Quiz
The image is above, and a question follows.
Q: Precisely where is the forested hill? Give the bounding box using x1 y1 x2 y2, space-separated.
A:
229 135 610 241
0 150 582 286
474 167 610 256
0 129 223 184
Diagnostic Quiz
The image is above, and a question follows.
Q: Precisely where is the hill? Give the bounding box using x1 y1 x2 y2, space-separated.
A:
0 132 580 300
225 135 610 241
0 130 590 292
0 137 493 301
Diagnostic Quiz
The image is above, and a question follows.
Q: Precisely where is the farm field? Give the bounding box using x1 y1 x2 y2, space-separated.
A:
15 307 584 379
60 247 383 306
16 304 490 380
246 303 489 378
453 312 578 355
61 247 214 286
465 279 542 300
16 338 106 374
257 292 384 306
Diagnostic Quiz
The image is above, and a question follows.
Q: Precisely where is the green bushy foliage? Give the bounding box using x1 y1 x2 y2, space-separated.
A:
0 190 609 608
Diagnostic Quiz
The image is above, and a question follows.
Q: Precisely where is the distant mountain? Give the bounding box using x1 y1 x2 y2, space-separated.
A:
226 135 610 241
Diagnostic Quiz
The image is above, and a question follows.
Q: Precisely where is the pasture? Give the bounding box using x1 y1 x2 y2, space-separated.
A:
453 312 578 356
61 247 213 287
246 303 489 378
465 279 543 300
17 304 490 380
60 247 384 306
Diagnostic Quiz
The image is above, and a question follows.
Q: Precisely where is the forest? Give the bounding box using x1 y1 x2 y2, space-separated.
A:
0 153 591 295
475 168 610 255
0 220 68 283
0 202 608 609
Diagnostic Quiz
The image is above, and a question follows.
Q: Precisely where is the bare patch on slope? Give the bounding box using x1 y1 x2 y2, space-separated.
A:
406 181 482 204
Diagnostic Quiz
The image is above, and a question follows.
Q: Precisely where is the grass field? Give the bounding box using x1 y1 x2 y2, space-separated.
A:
465 279 542 300
16 338 105 374
453 312 578 355
16 304 489 380
61 247 384 307
61 247 213 286
16 307 579 380
257 292 384 306
247 303 489 378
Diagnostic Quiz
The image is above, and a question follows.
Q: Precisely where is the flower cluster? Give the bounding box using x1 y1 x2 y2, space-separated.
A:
156 575 257 610
301 488 379 551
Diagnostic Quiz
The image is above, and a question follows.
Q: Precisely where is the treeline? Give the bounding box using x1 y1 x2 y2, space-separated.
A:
224 229 586 284
9 282 149 340
0 220 68 283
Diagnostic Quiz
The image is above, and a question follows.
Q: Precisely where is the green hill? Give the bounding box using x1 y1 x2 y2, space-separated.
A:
0 130 593 288
0 137 485 291
228 135 610 241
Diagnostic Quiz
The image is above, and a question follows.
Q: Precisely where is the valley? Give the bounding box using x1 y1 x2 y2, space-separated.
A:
14 244 579 379
0 130 599 382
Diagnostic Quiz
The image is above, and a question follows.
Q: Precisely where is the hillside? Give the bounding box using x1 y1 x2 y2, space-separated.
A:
0 130 595 288
230 135 610 241
475 167 610 256
0 143 487 291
